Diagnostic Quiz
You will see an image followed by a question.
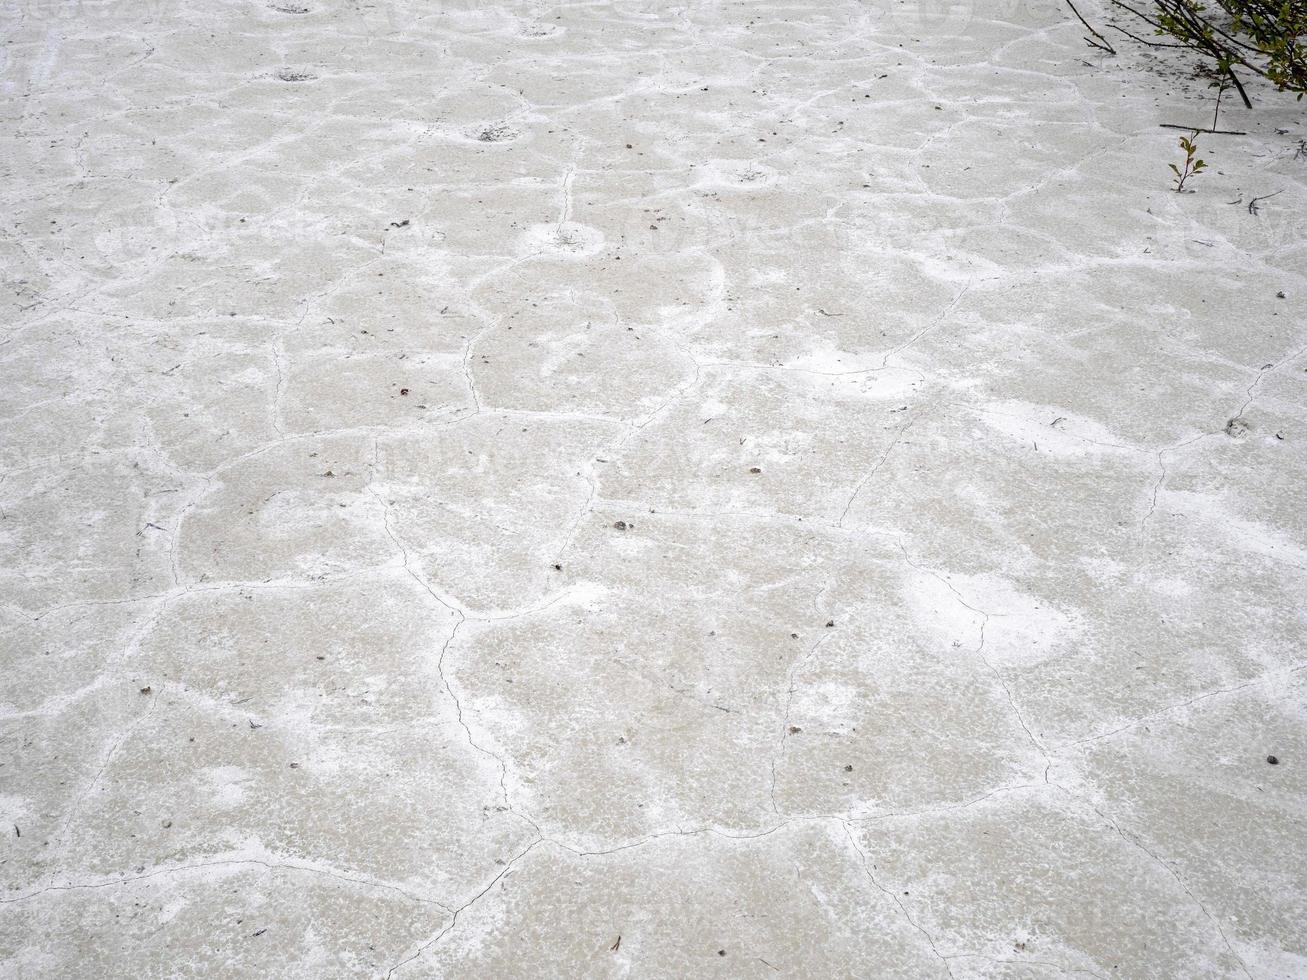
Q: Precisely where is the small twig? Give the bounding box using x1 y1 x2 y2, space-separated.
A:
1247 191 1283 215
1109 24 1188 48
1225 67 1252 109
1160 124 1246 135
1064 0 1117 54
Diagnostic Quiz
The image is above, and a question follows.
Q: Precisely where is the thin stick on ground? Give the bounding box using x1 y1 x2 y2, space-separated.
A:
1159 124 1247 134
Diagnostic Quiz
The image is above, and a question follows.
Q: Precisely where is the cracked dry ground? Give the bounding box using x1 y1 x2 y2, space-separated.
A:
2 0 1306 977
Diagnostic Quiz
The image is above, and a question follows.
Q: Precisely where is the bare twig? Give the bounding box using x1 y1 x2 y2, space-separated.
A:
1247 190 1283 214
1064 0 1118 53
1225 67 1252 109
1159 123 1247 134
1110 24 1190 47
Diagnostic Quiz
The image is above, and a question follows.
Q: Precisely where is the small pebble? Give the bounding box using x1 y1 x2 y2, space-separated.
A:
1267 755 1279 765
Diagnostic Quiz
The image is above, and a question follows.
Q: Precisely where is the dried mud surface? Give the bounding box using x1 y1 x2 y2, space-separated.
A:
2 0 1306 977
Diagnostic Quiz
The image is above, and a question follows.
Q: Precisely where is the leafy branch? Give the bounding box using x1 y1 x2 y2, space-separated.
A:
1071 0 1307 106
